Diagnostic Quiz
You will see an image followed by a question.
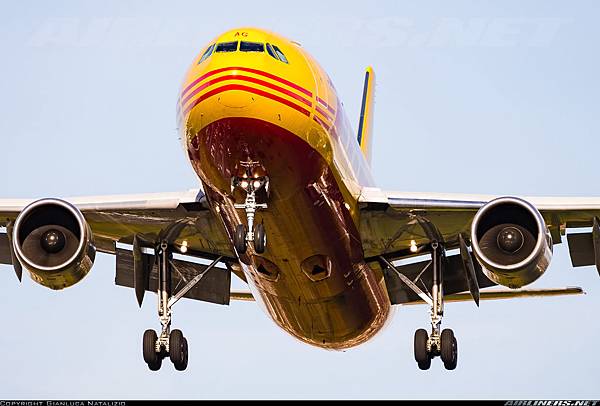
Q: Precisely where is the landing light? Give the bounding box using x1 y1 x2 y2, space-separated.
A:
410 240 418 253
180 240 188 254
253 180 261 189
241 180 249 189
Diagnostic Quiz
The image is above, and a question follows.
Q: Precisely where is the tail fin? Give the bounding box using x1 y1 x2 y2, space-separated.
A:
357 66 375 165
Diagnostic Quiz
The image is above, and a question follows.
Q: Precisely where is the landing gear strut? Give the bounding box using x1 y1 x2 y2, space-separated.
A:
142 241 222 371
381 241 458 370
232 160 268 254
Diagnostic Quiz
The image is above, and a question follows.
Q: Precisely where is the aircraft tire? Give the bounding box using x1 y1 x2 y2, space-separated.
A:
148 357 162 371
414 329 431 370
143 329 161 370
176 337 189 371
254 223 266 254
441 329 458 370
169 329 188 371
234 224 247 254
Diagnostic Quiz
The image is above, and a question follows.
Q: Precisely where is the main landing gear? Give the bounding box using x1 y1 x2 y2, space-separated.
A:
142 241 222 371
381 241 458 370
232 160 269 254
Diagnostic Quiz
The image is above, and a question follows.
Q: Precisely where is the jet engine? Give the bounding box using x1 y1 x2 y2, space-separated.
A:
12 198 96 290
470 197 552 289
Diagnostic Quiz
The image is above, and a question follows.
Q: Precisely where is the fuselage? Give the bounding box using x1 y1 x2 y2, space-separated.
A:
177 28 390 349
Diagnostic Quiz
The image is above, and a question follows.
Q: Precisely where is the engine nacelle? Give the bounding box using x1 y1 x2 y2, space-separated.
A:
12 199 96 290
470 197 552 289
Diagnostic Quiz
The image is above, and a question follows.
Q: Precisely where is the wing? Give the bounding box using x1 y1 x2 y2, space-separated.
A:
0 189 238 304
359 187 600 304
0 189 233 256
360 187 600 259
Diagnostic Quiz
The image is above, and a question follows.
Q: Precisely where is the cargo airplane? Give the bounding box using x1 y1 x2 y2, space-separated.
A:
2 27 598 371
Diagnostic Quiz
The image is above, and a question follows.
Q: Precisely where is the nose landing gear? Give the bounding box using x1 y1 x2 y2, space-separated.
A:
232 160 269 254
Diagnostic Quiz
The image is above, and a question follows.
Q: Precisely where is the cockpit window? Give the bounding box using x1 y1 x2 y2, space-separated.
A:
272 45 289 64
266 43 278 60
197 44 215 64
215 41 238 52
240 41 264 52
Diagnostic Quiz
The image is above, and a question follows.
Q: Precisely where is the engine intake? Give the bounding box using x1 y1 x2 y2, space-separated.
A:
470 197 552 289
13 199 96 290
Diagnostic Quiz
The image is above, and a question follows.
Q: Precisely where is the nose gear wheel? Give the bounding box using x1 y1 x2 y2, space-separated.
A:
232 160 269 255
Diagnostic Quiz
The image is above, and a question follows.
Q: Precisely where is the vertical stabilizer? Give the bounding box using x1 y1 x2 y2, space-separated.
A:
357 66 375 165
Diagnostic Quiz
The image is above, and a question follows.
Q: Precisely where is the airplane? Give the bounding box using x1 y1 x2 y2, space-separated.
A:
1 26 599 372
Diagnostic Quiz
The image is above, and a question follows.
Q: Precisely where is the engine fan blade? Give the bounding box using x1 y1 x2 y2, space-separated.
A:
21 225 78 268
479 223 535 266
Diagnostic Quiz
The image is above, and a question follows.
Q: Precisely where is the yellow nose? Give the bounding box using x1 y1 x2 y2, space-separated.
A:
217 91 255 109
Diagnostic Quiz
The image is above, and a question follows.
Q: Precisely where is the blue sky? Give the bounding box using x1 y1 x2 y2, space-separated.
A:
1 0 599 399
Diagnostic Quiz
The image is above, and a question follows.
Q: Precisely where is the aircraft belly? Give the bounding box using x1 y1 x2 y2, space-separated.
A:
187 116 390 349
